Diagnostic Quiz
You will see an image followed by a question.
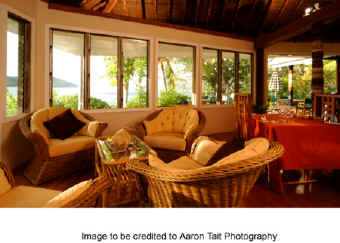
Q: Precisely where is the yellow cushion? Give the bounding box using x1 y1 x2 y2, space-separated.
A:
190 136 226 166
214 138 269 166
167 156 203 170
49 135 95 157
45 179 92 208
144 132 186 151
0 186 60 208
0 169 11 197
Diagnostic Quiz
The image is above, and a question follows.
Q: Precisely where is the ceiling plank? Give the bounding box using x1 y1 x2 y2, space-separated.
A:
102 0 118 13
256 0 272 36
231 0 241 31
48 2 254 41
255 1 340 48
153 0 159 20
205 0 214 25
272 0 289 31
82 0 101 10
194 0 201 25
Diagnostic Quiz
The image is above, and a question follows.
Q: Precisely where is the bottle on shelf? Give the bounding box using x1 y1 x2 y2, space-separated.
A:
322 104 330 123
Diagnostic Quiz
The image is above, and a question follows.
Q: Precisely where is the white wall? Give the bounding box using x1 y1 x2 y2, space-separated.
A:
0 0 255 169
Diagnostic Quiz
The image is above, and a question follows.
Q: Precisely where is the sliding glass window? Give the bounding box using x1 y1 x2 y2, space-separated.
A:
51 30 84 109
50 29 149 110
158 42 195 107
201 48 252 105
6 14 31 116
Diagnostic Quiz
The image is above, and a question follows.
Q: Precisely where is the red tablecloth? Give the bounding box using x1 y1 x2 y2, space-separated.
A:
251 114 340 191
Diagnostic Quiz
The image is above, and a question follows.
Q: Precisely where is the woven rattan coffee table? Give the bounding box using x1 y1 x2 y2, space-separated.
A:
95 135 152 207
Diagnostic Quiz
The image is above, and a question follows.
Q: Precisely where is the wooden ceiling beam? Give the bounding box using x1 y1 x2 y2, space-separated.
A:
194 0 201 25
102 0 118 13
82 0 101 10
255 2 340 48
256 0 272 36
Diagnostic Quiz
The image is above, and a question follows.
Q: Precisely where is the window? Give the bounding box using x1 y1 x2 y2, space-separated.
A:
51 30 84 110
323 59 337 94
50 29 149 110
6 14 31 116
202 48 252 105
158 42 195 107
239 53 253 94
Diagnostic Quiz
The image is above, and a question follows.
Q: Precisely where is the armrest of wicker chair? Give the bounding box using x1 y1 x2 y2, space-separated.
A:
0 161 15 187
18 114 50 160
184 109 206 153
46 176 112 208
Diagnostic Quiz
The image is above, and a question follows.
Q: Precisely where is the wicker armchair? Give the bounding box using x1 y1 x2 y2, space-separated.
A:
127 142 284 207
19 108 108 185
0 161 111 207
134 107 206 153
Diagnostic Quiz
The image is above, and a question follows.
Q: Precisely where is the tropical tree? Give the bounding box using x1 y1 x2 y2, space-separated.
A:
6 89 18 116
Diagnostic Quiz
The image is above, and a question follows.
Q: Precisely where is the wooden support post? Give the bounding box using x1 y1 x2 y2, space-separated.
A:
336 57 340 94
311 41 324 95
288 65 293 105
255 48 265 106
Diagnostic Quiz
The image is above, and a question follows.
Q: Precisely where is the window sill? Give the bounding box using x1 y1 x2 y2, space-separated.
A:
4 113 27 123
82 107 152 114
200 104 234 109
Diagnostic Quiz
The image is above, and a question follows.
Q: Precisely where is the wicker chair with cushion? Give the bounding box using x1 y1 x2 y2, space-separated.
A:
0 161 111 208
134 106 206 153
19 107 108 185
127 139 284 207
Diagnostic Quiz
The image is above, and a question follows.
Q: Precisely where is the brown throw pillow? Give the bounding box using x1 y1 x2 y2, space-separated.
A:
43 109 86 140
207 138 245 166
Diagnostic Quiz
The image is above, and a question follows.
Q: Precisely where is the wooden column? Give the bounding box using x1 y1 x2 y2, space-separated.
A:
255 48 266 106
288 65 294 105
311 41 324 95
336 57 340 94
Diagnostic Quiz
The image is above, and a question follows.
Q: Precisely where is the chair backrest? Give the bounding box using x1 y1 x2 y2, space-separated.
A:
234 93 252 141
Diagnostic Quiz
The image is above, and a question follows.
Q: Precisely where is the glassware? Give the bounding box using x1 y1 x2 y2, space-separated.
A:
322 104 330 123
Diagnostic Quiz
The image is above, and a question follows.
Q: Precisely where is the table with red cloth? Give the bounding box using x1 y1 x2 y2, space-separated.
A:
251 114 340 192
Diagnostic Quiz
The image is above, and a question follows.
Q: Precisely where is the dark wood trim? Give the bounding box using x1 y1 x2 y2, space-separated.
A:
255 48 265 106
169 0 173 22
84 33 91 109
256 2 340 48
48 2 254 41
235 52 240 93
49 29 53 106
118 37 123 108
217 50 222 103
194 0 201 25
24 21 31 113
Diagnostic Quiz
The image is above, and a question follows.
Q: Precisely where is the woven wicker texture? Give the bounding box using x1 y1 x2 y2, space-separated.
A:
127 142 284 207
19 111 107 185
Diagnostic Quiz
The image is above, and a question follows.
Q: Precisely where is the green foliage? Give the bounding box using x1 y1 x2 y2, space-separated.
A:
6 89 18 116
158 89 190 107
125 86 147 108
53 92 111 110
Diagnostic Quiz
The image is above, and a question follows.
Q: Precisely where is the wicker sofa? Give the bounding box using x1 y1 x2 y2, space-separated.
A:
0 161 111 207
19 107 108 185
127 139 284 207
135 106 206 153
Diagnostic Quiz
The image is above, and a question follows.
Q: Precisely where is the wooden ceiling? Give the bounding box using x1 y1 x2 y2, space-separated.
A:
47 0 340 41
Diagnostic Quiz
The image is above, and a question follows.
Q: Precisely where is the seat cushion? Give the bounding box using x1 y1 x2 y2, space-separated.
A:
0 169 11 197
167 156 203 170
49 135 95 157
45 179 92 208
190 136 226 166
144 132 186 151
0 186 60 208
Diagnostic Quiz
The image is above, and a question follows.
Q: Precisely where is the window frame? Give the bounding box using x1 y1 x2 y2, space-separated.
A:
48 26 151 112
156 40 197 108
201 46 254 107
